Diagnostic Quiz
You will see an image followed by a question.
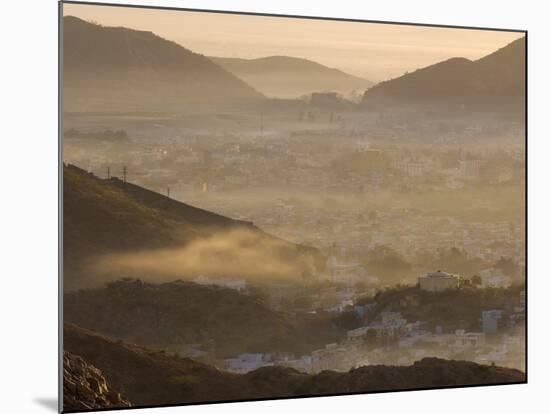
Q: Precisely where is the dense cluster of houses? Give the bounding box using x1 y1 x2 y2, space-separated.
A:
63 112 525 377
203 190 524 281
220 285 525 374
63 120 525 289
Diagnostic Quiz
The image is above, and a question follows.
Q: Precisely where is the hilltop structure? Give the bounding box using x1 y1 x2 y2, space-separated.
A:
418 271 459 292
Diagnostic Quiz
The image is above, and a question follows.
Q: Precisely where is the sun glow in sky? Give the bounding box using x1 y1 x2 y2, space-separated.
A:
64 2 523 82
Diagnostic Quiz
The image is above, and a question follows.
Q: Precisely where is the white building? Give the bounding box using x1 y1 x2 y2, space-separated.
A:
482 274 511 289
277 355 314 373
418 271 459 292
224 353 273 373
458 159 481 179
479 269 511 289
192 275 247 292
453 330 486 348
392 159 425 177
482 310 503 334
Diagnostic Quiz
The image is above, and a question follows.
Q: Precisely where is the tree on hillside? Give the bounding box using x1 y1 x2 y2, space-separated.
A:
362 245 412 280
494 256 519 277
416 247 485 276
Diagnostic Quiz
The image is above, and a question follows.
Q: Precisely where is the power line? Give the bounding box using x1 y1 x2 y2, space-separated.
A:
260 112 264 138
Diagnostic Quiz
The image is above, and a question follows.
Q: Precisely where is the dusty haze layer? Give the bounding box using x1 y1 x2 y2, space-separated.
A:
63 3 523 82
61 4 526 408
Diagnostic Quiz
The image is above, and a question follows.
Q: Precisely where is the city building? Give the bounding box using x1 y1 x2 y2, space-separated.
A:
458 159 481 179
453 330 486 348
418 270 459 292
482 310 503 334
479 268 512 288
224 353 273 373
192 275 247 292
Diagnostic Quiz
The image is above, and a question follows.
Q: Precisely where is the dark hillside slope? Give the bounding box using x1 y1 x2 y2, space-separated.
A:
63 164 323 290
64 323 525 409
362 37 525 112
64 279 342 356
63 16 264 112
474 37 526 97
211 55 372 98
364 57 477 99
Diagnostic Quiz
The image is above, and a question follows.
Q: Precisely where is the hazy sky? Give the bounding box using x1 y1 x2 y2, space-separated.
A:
63 3 523 81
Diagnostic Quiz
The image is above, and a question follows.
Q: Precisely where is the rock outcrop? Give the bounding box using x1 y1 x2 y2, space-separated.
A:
63 351 131 411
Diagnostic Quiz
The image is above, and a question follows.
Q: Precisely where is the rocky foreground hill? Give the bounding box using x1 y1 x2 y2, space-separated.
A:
63 351 131 411
64 323 525 410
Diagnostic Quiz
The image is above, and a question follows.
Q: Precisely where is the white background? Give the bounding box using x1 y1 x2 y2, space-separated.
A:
0 0 546 413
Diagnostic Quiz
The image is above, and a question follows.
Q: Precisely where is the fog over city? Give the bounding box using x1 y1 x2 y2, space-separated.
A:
61 4 526 411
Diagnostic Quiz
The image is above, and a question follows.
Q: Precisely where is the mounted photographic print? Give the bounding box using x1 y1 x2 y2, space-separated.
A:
60 1 527 412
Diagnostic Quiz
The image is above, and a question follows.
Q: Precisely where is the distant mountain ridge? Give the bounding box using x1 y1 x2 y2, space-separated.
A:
63 16 265 112
362 37 525 110
211 55 373 98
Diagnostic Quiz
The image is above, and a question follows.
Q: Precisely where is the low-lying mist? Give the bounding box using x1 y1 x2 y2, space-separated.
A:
94 228 316 283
